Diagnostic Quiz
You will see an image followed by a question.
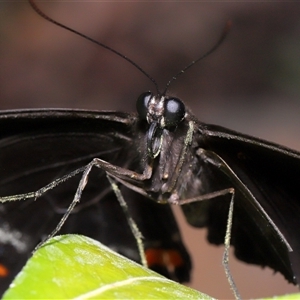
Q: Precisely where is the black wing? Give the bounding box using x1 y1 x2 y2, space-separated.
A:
182 121 300 285
0 109 191 294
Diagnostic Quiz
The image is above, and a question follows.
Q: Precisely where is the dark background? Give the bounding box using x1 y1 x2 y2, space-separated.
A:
1 1 300 298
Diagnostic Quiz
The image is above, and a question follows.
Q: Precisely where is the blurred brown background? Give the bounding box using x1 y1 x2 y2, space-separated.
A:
1 1 300 299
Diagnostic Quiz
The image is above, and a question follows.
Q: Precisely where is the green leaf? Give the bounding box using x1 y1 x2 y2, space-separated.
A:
3 234 211 299
263 294 300 300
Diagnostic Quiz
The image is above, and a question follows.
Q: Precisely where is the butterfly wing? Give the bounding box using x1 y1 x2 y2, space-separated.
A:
182 122 300 284
0 109 190 294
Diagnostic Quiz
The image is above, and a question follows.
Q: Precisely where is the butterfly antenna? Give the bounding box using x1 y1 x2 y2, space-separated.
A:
162 20 232 95
28 0 160 95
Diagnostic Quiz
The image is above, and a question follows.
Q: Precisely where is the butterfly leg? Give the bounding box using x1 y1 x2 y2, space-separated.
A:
106 175 147 267
33 163 95 250
223 190 241 300
0 166 86 203
32 156 151 250
177 185 241 299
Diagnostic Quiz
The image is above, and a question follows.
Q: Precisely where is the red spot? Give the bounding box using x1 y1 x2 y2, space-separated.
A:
145 248 164 266
145 248 184 268
167 250 185 267
0 264 9 277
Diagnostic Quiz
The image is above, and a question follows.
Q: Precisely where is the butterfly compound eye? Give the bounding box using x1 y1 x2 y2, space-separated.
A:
164 97 185 127
136 91 153 120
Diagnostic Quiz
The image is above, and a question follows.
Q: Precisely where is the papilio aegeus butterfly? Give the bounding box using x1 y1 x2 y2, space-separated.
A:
0 1 299 299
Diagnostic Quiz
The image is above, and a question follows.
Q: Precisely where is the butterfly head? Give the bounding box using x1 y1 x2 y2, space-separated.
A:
136 92 186 158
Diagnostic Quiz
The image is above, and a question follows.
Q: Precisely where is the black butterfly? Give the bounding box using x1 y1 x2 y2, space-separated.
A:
0 108 193 295
0 0 300 298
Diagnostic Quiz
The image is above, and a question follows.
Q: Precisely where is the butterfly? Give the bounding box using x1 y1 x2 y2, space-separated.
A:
0 0 299 298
